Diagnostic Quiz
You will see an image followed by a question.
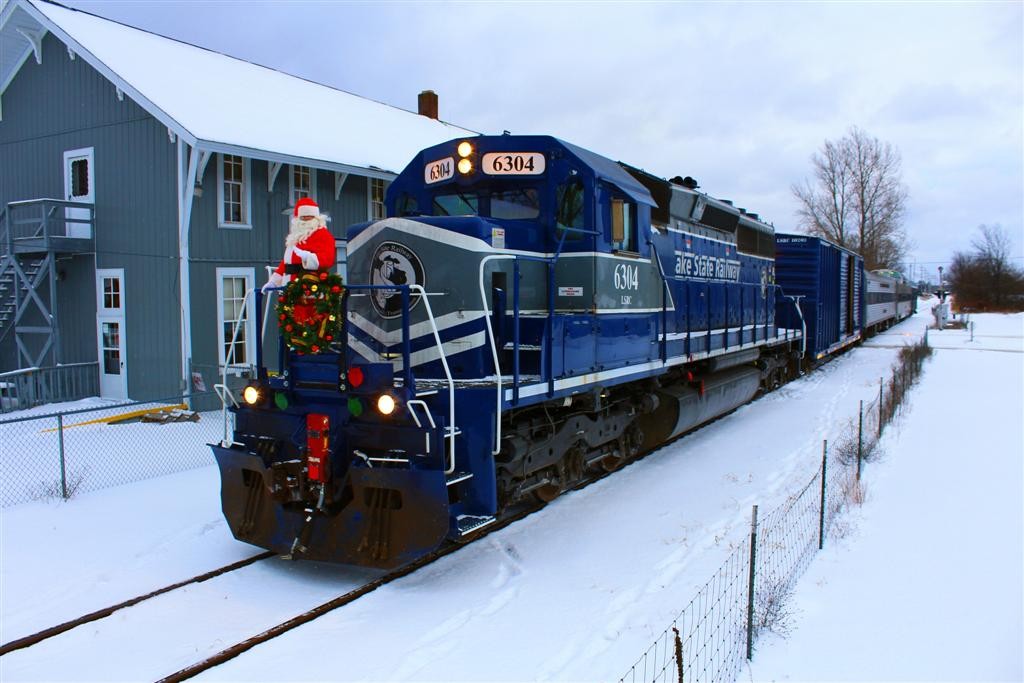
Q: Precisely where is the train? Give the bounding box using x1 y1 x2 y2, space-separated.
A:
210 134 915 568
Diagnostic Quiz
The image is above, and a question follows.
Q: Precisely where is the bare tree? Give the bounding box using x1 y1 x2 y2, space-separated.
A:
793 127 909 270
950 224 1024 310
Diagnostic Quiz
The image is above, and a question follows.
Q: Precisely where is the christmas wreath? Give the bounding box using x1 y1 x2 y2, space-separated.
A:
276 271 345 354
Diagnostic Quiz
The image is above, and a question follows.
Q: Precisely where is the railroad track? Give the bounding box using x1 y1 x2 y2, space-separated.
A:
0 550 275 656
1 378 784 680
156 501 544 682
157 431 696 681
0 503 542 681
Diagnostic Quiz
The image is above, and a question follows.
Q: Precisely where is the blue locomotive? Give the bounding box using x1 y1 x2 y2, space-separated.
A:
211 134 905 568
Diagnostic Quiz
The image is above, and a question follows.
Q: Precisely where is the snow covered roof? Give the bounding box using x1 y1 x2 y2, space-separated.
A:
0 0 477 177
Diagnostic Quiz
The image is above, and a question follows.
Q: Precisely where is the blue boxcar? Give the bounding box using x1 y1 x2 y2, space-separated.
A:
774 234 863 361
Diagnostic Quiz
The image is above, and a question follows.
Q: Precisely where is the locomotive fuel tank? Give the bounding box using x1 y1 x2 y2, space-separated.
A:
637 366 762 449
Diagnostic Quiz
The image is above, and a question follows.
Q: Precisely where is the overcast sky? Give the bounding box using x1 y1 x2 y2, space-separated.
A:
62 0 1023 282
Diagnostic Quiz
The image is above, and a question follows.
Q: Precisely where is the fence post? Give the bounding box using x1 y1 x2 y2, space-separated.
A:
856 400 863 481
878 378 884 438
819 440 827 550
57 413 68 499
746 504 759 660
673 625 684 683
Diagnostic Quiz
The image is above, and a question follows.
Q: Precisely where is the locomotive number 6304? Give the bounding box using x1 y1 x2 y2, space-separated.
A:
482 152 546 175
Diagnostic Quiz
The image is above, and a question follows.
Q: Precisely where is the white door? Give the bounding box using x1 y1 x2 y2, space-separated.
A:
96 269 127 399
63 147 94 238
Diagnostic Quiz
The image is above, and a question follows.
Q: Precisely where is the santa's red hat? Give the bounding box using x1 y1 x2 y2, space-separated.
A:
294 197 320 218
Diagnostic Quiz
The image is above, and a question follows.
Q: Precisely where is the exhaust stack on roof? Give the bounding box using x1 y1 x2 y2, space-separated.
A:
418 90 438 119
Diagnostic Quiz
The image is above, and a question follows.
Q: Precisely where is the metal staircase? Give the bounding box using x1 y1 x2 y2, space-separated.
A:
0 256 44 329
0 199 95 367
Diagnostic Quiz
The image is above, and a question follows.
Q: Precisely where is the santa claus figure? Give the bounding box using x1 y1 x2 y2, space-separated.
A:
263 197 336 291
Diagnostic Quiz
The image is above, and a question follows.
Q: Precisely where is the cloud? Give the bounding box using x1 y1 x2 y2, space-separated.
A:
63 0 1024 267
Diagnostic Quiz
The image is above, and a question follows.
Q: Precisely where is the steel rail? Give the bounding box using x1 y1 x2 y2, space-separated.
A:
0 551 274 656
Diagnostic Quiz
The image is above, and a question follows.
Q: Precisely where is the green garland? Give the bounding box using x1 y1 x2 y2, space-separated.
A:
275 271 345 354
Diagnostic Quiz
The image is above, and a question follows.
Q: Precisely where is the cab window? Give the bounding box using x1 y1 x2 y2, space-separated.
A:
396 193 419 216
556 178 585 241
490 188 540 220
610 198 637 252
433 193 478 216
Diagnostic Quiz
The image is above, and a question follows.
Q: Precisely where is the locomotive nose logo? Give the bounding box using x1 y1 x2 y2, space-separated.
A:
370 241 425 319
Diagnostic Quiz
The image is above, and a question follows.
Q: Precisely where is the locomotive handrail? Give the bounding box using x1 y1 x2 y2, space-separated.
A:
779 291 807 358
408 283 456 474
648 240 674 363
406 398 436 458
648 243 799 359
213 384 239 447
216 286 258 444
479 251 559 455
343 283 456 474
259 267 278 343
479 254 513 455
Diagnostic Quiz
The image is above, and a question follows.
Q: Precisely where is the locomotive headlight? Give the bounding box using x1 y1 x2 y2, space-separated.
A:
457 158 473 175
376 394 397 416
457 141 474 158
243 385 261 405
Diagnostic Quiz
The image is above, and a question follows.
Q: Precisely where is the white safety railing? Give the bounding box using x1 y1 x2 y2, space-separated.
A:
214 286 264 446
407 284 456 474
478 254 519 456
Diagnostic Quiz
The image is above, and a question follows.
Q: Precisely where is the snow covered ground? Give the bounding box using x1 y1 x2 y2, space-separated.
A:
750 310 1024 682
0 303 1020 681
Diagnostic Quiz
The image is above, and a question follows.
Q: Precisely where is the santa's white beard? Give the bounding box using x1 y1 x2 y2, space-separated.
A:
286 216 323 248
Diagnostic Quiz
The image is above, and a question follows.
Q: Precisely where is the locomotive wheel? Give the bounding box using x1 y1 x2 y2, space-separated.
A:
534 483 561 503
599 454 624 472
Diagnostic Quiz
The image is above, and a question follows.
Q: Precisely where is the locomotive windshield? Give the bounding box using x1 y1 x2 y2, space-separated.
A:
431 187 541 220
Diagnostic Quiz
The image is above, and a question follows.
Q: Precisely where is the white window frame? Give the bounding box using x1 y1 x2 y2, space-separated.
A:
289 164 317 206
367 177 387 220
216 267 256 373
217 154 252 229
96 268 124 313
64 147 95 203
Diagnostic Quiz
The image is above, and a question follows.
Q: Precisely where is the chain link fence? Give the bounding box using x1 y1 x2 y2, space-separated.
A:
0 392 230 507
619 334 932 682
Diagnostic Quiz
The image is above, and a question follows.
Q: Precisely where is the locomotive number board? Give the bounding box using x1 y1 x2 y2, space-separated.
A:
424 157 455 184
482 152 546 176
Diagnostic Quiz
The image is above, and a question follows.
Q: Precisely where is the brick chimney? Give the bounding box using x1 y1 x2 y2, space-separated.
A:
418 90 438 120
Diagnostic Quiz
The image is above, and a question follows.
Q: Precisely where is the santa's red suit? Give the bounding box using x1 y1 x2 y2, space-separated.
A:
264 198 336 291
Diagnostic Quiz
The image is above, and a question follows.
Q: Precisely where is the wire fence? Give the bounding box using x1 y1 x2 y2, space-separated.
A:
619 333 933 683
0 391 229 507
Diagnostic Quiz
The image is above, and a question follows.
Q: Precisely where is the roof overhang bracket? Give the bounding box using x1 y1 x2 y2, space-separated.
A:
115 86 123 102
196 150 212 185
335 172 349 200
168 127 176 143
67 46 76 61
268 162 283 192
16 27 44 65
